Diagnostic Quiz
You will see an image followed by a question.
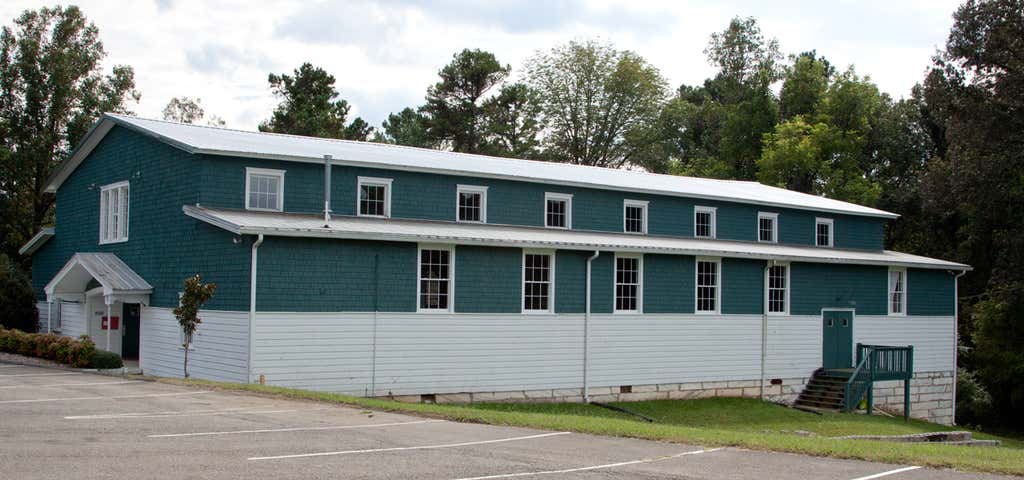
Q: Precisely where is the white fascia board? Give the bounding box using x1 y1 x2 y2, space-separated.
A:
18 227 55 255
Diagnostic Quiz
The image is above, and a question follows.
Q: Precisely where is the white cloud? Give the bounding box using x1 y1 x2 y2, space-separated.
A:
0 0 961 130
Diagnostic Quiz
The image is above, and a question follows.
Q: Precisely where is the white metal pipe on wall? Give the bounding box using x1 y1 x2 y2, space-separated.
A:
248 233 264 383
583 250 600 402
952 269 967 424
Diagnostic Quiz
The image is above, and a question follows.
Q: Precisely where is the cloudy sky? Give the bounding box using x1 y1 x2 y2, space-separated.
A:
2 0 962 130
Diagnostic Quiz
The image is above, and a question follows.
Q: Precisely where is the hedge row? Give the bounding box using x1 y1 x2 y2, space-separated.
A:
0 328 121 369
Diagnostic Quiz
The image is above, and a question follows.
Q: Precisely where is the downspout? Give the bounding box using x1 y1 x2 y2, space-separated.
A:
761 261 773 401
248 233 264 383
323 155 332 226
952 269 967 424
583 250 600 403
370 254 379 397
105 299 112 351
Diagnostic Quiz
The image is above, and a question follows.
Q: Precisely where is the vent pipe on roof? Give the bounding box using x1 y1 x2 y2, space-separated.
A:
323 155 332 227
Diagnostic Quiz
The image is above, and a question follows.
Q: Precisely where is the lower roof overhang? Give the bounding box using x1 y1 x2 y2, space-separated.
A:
18 227 55 256
184 205 971 272
45 253 153 305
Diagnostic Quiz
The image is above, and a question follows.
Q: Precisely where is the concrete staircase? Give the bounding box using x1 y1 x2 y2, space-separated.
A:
794 369 853 411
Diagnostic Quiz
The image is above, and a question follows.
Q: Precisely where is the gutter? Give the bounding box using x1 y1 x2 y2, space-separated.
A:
583 250 600 403
248 234 264 383
952 269 967 424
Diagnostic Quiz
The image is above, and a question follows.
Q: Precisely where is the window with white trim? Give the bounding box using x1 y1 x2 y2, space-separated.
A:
614 254 642 312
888 268 906 315
766 263 789 314
758 212 778 243
457 185 487 223
358 176 393 217
696 258 720 313
523 252 553 312
245 168 284 212
418 246 452 311
99 181 129 244
623 200 648 234
545 193 572 228
694 206 716 239
816 218 834 247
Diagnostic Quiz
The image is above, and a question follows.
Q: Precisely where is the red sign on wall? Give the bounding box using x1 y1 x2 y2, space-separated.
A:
101 316 119 330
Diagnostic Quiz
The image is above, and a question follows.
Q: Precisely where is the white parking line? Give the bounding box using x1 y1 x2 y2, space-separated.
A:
249 431 572 461
66 406 329 420
0 380 140 389
0 372 80 377
449 448 724 480
0 365 23 368
149 419 445 438
850 466 921 480
0 390 211 404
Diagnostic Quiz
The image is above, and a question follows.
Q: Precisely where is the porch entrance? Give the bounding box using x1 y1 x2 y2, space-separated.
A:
121 303 141 360
822 309 854 369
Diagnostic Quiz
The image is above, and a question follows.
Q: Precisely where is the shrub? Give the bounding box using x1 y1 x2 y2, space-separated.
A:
0 328 101 368
0 255 38 333
88 349 123 369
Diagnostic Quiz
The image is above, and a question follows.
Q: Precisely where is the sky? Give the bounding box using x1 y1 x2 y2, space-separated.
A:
2 0 964 131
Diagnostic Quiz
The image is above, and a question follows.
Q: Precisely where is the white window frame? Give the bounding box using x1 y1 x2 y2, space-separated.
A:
694 206 717 239
758 212 779 243
613 253 643 314
544 192 573 229
416 244 454 313
695 257 721 314
98 181 130 245
521 249 555 314
815 217 834 248
888 267 907 316
765 262 790 316
357 176 393 218
456 184 488 223
244 167 285 212
622 199 649 234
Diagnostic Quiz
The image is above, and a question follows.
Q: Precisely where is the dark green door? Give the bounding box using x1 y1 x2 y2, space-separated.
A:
822 310 853 369
121 303 140 359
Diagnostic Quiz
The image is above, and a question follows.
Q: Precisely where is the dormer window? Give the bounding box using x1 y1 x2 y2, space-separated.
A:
358 176 393 217
544 193 572 229
758 212 778 243
245 168 284 212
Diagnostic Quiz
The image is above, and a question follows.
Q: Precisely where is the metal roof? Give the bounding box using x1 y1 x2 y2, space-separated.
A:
46 114 898 219
18 227 54 256
44 252 153 298
184 205 967 271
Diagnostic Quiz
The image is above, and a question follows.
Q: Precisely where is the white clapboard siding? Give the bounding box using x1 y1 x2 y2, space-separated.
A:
59 302 86 338
765 315 821 379
855 315 955 373
140 307 248 382
35 302 49 332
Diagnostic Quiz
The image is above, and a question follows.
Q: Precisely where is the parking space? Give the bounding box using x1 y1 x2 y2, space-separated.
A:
0 361 1013 480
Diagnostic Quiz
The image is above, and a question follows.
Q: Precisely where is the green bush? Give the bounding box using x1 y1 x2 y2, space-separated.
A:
87 349 123 369
0 255 38 333
0 327 98 368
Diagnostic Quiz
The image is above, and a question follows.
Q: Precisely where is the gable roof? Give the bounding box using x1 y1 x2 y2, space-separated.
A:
44 252 153 299
184 205 967 271
46 113 898 219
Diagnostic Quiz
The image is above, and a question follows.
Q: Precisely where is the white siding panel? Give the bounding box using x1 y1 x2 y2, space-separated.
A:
855 315 955 373
59 302 86 338
36 302 49 332
140 307 247 382
765 315 821 378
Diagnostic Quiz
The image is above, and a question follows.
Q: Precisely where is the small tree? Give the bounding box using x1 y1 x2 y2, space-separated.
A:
172 274 216 378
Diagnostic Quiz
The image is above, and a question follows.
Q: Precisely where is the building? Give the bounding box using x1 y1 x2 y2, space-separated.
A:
20 114 969 424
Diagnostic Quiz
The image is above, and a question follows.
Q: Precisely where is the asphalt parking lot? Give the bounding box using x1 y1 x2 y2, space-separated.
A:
0 361 1013 480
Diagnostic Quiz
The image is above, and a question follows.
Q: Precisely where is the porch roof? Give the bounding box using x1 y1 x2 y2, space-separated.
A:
45 253 153 304
183 205 970 271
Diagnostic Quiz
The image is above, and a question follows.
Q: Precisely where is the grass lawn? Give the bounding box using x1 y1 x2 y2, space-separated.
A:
153 377 1024 476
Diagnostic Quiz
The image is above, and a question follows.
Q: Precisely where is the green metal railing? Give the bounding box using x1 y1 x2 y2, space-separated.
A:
842 343 914 420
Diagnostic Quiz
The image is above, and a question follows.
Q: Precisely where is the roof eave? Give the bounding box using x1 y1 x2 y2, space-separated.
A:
17 227 55 256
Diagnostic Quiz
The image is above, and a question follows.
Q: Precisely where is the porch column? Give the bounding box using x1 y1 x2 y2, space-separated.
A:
104 296 112 351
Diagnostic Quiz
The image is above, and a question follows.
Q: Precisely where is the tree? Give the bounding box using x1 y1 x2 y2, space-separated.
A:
420 49 509 153
0 6 138 263
704 16 782 102
481 83 543 159
259 62 372 140
172 274 216 379
527 40 668 168
0 254 37 332
779 52 832 120
380 107 432 148
162 97 204 124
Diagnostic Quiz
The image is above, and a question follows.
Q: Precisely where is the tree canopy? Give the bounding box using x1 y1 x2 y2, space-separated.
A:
259 62 372 140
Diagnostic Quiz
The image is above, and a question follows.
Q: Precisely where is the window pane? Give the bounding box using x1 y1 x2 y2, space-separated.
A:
625 205 644 233
768 265 787 313
614 257 640 311
459 192 481 221
759 217 774 241
360 184 386 216
697 260 718 312
546 199 566 227
695 211 711 238
419 249 451 310
816 222 830 246
523 254 552 311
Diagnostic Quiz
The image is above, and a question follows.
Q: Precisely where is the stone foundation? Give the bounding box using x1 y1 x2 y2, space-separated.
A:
381 371 955 426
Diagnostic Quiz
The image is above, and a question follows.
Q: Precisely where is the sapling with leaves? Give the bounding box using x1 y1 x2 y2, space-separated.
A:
172 274 216 378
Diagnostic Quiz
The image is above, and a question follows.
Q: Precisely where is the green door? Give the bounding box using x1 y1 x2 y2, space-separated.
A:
822 310 853 369
121 303 140 359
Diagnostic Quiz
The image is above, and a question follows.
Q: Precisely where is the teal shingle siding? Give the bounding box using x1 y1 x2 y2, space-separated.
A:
790 262 888 315
30 126 251 310
644 254 694 313
555 250 588 313
722 258 765 314
908 268 955 316
454 246 522 313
